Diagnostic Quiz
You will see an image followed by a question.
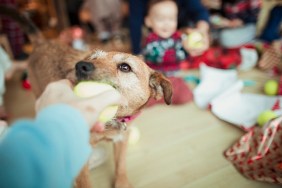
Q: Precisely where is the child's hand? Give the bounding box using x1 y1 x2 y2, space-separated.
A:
228 19 243 28
182 28 209 57
210 15 231 28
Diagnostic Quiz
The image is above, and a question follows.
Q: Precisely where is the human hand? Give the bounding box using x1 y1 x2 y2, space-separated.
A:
229 19 243 28
35 79 122 132
210 15 231 28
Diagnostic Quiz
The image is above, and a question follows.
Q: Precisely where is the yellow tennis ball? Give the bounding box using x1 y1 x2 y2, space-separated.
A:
74 81 118 123
187 32 204 49
257 110 277 127
264 80 278 96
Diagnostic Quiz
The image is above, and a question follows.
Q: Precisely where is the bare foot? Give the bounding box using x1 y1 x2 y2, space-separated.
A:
5 60 28 80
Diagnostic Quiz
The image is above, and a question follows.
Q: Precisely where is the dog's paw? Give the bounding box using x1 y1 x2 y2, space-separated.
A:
114 176 133 188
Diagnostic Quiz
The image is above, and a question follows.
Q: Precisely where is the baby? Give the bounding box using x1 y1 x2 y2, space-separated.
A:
143 0 187 73
143 0 193 105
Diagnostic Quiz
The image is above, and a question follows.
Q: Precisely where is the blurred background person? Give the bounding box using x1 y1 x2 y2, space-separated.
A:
129 0 210 56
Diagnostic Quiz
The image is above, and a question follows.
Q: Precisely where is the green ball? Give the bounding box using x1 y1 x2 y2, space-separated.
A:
264 80 278 96
74 81 115 97
74 81 118 123
187 32 204 49
257 110 277 127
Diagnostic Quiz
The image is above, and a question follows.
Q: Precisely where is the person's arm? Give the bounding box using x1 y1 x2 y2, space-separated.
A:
196 20 209 34
178 0 210 26
0 104 91 188
180 0 210 56
244 0 261 24
0 79 121 188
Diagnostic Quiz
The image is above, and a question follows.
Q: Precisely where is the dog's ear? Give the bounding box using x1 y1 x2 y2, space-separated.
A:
149 71 173 105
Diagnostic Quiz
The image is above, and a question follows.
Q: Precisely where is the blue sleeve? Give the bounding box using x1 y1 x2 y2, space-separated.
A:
0 104 92 188
178 0 209 27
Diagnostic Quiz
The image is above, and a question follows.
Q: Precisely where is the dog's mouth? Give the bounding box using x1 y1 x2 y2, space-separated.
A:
67 72 117 93
75 73 94 83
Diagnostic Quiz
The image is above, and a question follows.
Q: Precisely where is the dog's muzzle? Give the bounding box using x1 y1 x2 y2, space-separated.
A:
75 61 95 80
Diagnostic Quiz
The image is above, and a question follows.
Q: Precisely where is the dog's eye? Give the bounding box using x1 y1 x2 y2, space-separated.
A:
118 63 132 73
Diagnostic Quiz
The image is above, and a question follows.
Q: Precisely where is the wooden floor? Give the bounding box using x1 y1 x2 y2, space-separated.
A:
87 69 281 188
4 66 281 188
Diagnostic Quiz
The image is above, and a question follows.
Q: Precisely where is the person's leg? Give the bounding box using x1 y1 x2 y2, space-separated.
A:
219 24 257 48
66 0 84 26
129 0 147 54
259 5 282 42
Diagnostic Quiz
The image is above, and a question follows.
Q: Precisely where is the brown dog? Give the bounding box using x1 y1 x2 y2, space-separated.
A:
0 5 173 188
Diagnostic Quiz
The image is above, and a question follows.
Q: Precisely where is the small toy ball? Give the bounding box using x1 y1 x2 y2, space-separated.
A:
186 32 204 49
129 126 140 145
74 81 119 123
264 80 278 96
257 110 278 127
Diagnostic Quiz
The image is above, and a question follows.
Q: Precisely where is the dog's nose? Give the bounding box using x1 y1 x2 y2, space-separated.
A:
75 61 95 78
